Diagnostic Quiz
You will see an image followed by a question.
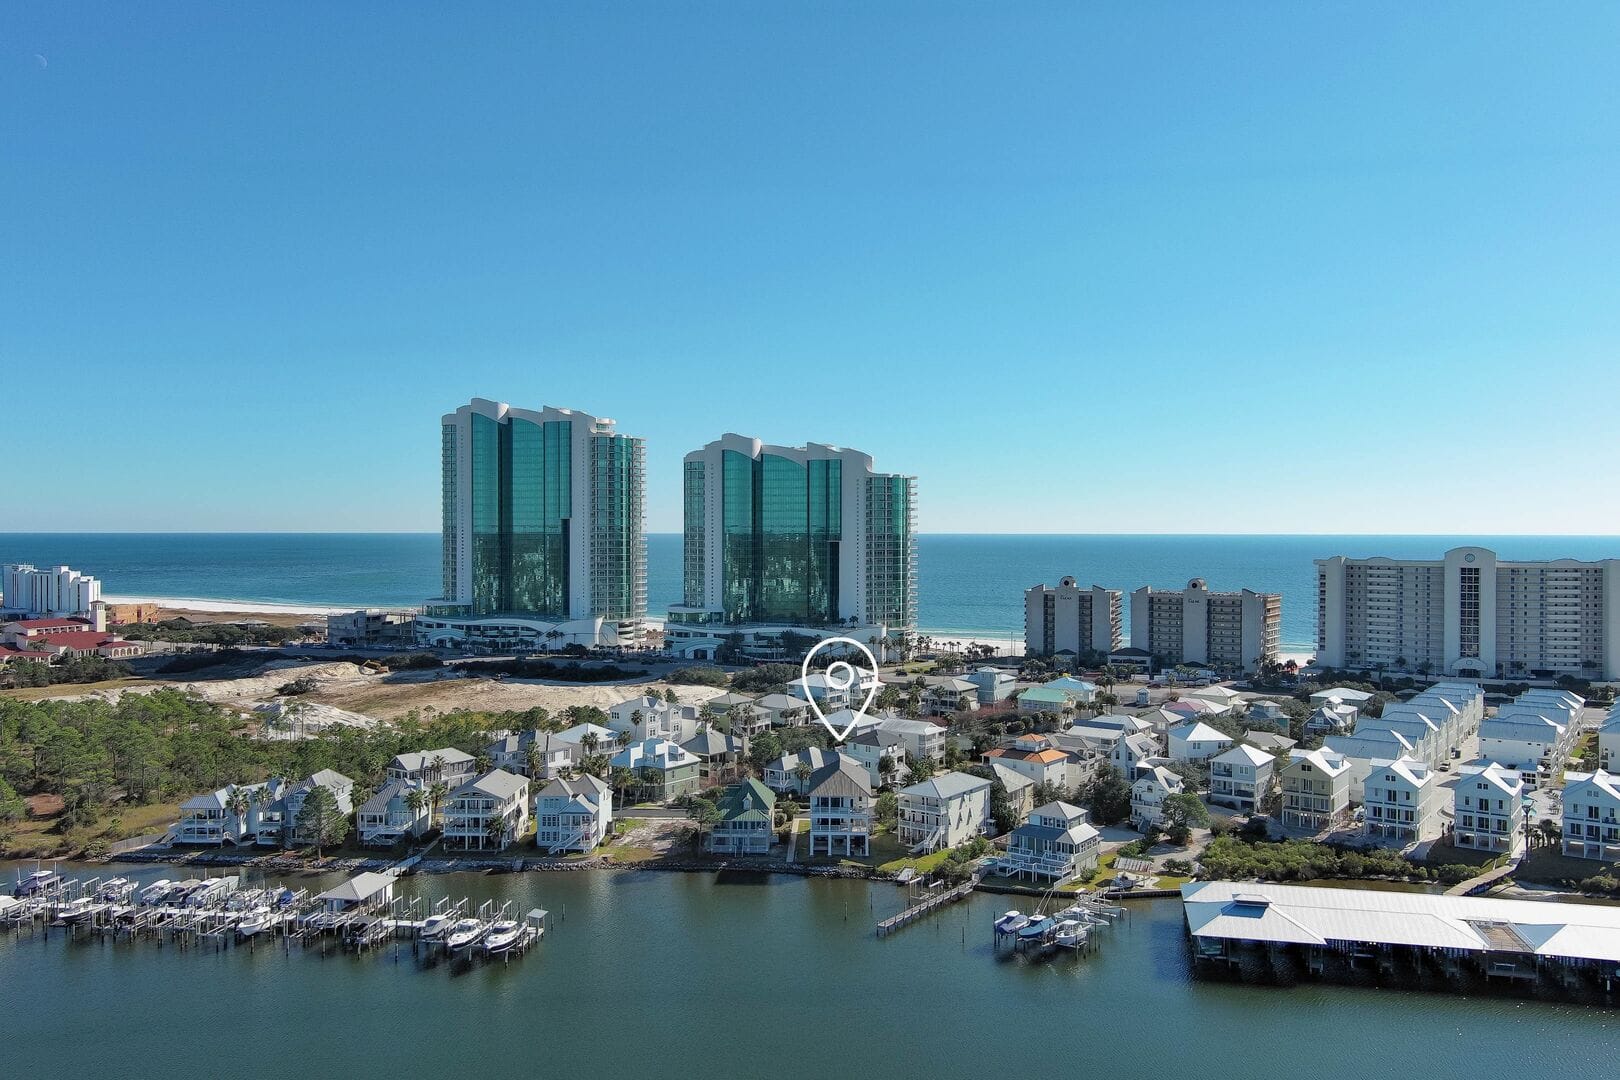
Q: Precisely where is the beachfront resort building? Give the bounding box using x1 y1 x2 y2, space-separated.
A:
661 433 916 662
1 563 104 626
1277 749 1351 833
1129 579 1281 673
1023 578 1123 659
1561 770 1620 862
1361 756 1444 845
441 769 531 851
1452 762 1525 854
1315 547 1620 679
999 801 1100 883
707 778 777 856
418 397 646 651
897 771 991 853
534 774 613 854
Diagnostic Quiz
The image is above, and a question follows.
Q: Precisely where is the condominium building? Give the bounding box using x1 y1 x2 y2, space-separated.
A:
2 564 105 628
419 398 646 650
1315 546 1620 679
663 434 916 659
1362 756 1444 845
1561 770 1620 862
1023 578 1122 658
1129 579 1281 672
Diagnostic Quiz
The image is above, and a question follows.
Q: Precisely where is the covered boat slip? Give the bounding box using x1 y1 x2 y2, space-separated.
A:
1182 881 1620 999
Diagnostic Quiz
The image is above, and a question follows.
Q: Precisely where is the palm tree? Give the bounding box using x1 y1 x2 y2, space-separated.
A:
404 787 427 833
524 741 543 779
428 780 450 827
615 730 631 751
792 760 814 794
224 786 251 844
609 767 636 809
582 732 601 756
629 709 644 737
485 808 509 850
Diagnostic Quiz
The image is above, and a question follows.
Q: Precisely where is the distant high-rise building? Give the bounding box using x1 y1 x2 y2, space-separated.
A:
2 563 105 628
420 398 645 648
1023 578 1122 658
1130 579 1280 672
1316 546 1620 680
665 434 916 658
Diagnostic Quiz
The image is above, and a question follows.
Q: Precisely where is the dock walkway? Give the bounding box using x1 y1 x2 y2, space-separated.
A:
876 873 979 937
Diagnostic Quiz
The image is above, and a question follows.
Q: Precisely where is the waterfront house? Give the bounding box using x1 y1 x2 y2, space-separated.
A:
1361 756 1443 845
609 695 700 745
257 770 355 848
534 774 613 854
988 763 1036 825
755 692 813 728
356 780 433 846
763 746 839 795
386 747 476 787
707 778 776 856
681 726 744 786
1277 749 1351 833
965 667 1016 705
1452 762 1524 854
1167 721 1233 763
984 733 1073 790
1561 769 1620 862
1208 743 1275 814
1129 766 1184 831
610 738 701 802
845 727 905 789
175 778 287 846
999 801 1099 884
807 756 873 857
897 771 992 853
442 769 531 851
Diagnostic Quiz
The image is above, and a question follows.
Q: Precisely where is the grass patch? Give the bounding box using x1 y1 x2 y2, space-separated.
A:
1415 839 1502 869
2 799 181 859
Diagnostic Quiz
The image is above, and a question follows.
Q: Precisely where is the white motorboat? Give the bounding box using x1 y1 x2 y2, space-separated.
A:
1053 919 1088 949
228 888 265 911
483 920 522 955
57 896 99 924
237 907 275 937
138 879 174 905
994 910 1030 934
419 913 452 941
444 918 488 951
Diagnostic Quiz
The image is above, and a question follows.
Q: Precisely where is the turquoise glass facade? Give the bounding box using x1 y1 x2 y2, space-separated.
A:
711 451 842 625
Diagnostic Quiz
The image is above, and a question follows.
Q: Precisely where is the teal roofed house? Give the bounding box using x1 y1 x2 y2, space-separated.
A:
1017 686 1071 714
707 779 777 856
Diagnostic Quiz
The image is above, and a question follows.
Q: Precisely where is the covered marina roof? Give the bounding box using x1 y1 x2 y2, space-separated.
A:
1183 881 1620 963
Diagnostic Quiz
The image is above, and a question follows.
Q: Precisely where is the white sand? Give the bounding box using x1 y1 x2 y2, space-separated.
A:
103 595 363 617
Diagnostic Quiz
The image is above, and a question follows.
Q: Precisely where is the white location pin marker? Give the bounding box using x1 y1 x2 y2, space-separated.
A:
801 636 880 743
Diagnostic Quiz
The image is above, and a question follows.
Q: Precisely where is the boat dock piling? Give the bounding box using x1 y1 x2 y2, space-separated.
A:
876 873 980 937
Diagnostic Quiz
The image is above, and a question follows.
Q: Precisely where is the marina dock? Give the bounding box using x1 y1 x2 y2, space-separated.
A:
876 873 979 937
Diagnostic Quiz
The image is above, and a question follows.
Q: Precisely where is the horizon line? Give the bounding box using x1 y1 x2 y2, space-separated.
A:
5 530 1620 539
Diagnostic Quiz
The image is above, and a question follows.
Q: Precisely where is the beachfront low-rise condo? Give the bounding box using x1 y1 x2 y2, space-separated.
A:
1023 578 1123 659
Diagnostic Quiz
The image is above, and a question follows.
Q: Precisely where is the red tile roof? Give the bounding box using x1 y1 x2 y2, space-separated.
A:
0 644 53 658
36 631 116 648
8 618 90 630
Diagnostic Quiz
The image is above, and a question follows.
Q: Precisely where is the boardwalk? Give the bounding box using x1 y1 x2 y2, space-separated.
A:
876 874 978 937
1445 858 1518 896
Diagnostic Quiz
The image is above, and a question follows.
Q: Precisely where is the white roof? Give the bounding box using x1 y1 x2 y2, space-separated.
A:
1286 748 1351 776
1561 770 1620 803
1135 765 1183 792
390 747 473 773
611 738 697 771
900 770 991 800
1311 687 1375 704
1458 761 1523 796
1212 743 1272 768
1368 755 1435 788
1184 881 1620 963
1187 685 1244 704
454 769 529 801
1169 721 1231 745
988 762 1036 793
317 871 395 904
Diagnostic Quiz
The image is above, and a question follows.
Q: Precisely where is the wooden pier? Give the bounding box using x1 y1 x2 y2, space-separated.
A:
876 874 979 937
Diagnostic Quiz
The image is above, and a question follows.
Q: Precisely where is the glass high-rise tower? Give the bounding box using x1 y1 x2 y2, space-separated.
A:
429 398 646 645
671 434 916 635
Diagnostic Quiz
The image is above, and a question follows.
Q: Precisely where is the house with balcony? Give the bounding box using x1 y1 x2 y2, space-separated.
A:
965 667 1016 705
988 762 1036 826
707 778 776 856
1208 743 1275 814
807 756 874 857
756 693 814 728
1129 766 1184 831
1110 731 1160 781
486 730 581 779
983 733 1073 790
1305 702 1359 738
845 727 906 789
1277 749 1351 833
608 695 700 745
356 780 432 846
386 747 476 786
999 801 1099 884
256 770 355 848
1562 770 1620 862
1452 762 1524 855
763 746 839 795
681 726 743 786
897 771 991 853
1167 720 1233 763
1322 727 1419 802
1016 686 1072 715
610 738 701 802
174 778 286 846
871 716 947 763
534 773 613 854
1361 756 1443 845
791 668 877 712
1246 699 1287 726
441 769 530 851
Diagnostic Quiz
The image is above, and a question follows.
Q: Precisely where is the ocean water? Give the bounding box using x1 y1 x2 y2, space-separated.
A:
4 533 1620 649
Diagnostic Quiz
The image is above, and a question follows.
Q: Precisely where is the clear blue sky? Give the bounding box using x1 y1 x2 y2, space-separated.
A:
4 4 1617 534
